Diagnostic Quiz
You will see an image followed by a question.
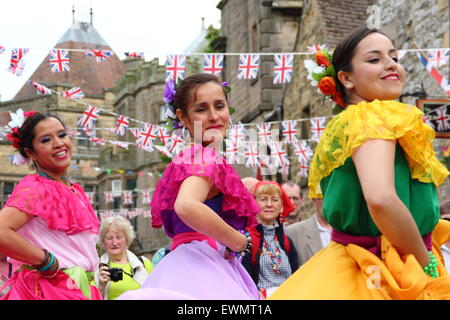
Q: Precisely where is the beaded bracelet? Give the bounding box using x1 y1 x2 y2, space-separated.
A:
225 232 252 260
423 251 439 279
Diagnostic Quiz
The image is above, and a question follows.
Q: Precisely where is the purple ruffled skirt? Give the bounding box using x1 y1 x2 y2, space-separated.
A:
117 240 260 300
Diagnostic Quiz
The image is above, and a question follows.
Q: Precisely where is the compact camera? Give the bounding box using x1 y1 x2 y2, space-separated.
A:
99 263 123 282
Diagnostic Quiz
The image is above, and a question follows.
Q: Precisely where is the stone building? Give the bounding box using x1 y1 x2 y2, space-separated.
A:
0 10 126 207
217 0 303 178
282 0 449 218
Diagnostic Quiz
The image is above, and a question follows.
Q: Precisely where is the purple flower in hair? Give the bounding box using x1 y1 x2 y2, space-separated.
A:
164 79 176 104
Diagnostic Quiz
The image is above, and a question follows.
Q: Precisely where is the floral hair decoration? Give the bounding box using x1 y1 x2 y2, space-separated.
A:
6 108 36 165
304 48 346 111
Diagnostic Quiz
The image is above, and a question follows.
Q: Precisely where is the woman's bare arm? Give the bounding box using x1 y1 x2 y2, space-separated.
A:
352 139 429 267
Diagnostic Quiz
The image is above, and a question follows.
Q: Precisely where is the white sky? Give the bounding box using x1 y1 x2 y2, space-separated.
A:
0 0 221 101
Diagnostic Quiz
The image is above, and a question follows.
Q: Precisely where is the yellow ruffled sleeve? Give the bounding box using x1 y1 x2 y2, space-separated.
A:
308 99 449 198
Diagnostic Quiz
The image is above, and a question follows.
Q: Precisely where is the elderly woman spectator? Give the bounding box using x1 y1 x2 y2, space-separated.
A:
95 216 153 300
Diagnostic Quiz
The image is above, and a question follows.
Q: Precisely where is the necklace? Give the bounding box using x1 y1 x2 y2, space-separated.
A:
37 170 75 187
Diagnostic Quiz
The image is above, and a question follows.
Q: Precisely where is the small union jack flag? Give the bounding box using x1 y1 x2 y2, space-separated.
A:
144 209 152 218
90 137 106 145
85 50 113 63
49 49 70 72
0 45 5 55
63 87 84 100
293 140 313 162
85 192 95 204
122 191 134 205
297 160 309 178
279 165 290 177
114 116 129 136
166 54 186 82
157 127 171 145
120 209 129 218
29 81 53 95
224 139 239 164
238 54 259 80
281 120 298 143
124 52 144 59
104 192 114 204
166 133 184 154
427 49 449 68
417 52 450 94
434 106 450 131
257 123 273 144
77 105 101 129
228 124 246 145
307 44 327 54
136 123 159 151
203 54 224 76
273 54 294 84
310 117 327 142
245 141 260 168
141 190 152 204
423 114 435 129
7 48 29 76
129 128 140 138
269 142 290 168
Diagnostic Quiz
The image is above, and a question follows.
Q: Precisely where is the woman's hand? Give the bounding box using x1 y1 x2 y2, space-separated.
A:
97 264 111 291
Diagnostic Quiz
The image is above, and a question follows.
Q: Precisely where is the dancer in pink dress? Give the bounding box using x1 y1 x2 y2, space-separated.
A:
118 73 261 300
0 110 101 300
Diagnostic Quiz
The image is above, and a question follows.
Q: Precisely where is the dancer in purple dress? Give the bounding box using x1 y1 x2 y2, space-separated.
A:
119 73 260 300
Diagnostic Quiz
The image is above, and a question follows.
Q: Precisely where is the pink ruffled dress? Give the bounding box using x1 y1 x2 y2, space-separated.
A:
0 174 102 300
118 144 261 300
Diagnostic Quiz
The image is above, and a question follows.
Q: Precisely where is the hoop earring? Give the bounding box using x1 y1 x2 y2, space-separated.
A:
228 117 233 129
181 126 191 142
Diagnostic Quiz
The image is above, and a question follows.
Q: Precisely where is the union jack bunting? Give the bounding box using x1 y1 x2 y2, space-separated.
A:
49 49 70 72
423 114 435 129
129 128 140 138
85 50 113 63
157 127 171 145
114 116 129 136
397 50 407 61
29 81 53 95
203 54 224 76
310 117 327 142
293 140 313 162
228 124 246 145
104 192 114 203
279 165 290 177
269 142 290 168
257 123 273 144
122 191 133 205
427 49 449 68
224 139 239 164
120 209 129 217
83 127 96 137
307 44 327 54
297 160 309 178
0 45 5 55
141 190 152 204
90 137 105 145
166 133 184 154
154 145 172 158
434 106 450 131
8 58 26 77
110 140 130 149
63 87 84 100
281 120 298 143
144 209 152 218
238 54 259 80
273 54 294 84
136 123 159 151
85 192 95 204
77 105 101 129
124 52 144 59
7 48 29 76
166 54 186 82
417 52 450 94
245 141 260 168
135 208 143 217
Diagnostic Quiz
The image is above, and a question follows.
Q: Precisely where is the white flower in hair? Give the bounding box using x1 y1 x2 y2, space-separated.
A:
8 108 26 129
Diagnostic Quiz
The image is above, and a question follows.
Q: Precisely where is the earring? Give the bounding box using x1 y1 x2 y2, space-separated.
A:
228 117 233 128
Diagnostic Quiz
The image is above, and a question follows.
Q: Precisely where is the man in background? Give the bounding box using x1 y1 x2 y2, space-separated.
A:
281 181 304 226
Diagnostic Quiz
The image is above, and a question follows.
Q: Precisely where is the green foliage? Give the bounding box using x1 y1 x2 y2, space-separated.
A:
204 25 221 53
